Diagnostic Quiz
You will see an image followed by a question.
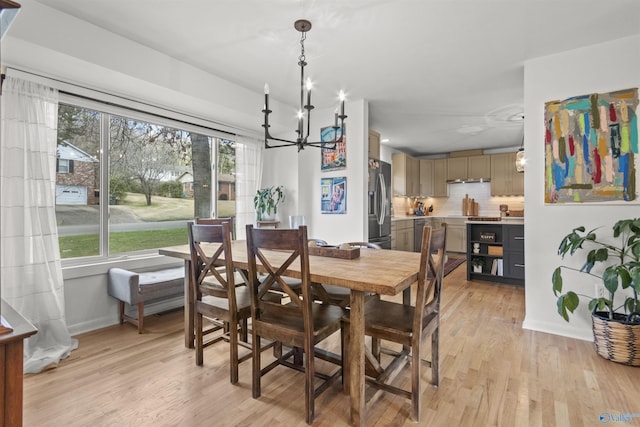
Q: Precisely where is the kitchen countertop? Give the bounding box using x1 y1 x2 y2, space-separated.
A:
392 215 524 224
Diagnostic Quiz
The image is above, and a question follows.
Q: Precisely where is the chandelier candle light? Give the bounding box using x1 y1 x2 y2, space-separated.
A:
262 19 347 151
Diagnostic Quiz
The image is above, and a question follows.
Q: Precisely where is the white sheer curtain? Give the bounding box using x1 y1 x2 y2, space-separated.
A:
234 135 263 240
0 76 77 373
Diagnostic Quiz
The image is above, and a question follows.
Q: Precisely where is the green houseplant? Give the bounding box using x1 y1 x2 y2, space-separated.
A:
253 186 285 221
471 257 484 273
552 218 640 365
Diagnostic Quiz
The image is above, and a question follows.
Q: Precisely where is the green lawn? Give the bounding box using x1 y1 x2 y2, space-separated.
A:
120 193 236 220
59 227 188 258
59 193 238 258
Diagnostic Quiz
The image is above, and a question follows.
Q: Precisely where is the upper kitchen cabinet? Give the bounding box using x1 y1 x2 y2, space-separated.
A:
392 152 420 196
368 129 381 160
419 159 434 196
447 153 491 182
467 155 491 181
491 152 524 196
446 157 468 182
432 158 448 197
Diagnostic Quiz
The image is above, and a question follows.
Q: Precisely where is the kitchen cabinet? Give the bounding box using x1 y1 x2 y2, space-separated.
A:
419 159 434 196
447 157 468 182
368 129 380 160
490 152 524 196
391 218 414 251
466 222 524 285
503 224 525 280
392 153 420 196
447 155 491 182
467 155 491 181
443 217 466 253
432 158 448 197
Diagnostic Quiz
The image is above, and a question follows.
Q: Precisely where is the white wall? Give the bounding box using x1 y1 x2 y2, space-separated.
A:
298 99 368 244
522 35 640 341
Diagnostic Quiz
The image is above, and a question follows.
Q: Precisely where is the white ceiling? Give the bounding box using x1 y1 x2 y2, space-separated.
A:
33 0 640 156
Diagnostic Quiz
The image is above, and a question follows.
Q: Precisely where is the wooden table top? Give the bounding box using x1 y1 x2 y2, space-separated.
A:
159 240 421 296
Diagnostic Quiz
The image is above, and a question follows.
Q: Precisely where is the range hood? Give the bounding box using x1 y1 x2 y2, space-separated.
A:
446 178 491 184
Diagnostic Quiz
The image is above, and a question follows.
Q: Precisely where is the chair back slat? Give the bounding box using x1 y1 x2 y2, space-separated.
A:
413 224 447 334
246 225 312 331
188 221 236 307
195 217 236 239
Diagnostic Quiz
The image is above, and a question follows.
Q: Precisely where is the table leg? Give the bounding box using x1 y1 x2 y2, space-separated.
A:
349 290 365 427
403 286 411 306
183 259 194 349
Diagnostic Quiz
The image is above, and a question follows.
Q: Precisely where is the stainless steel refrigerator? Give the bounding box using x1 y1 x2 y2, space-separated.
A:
368 160 391 249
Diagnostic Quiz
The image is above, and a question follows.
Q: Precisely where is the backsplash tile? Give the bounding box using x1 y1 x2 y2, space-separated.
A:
392 182 524 217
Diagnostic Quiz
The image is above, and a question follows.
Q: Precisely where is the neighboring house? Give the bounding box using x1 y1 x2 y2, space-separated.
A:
177 171 235 200
177 171 194 198
218 173 235 200
56 140 99 205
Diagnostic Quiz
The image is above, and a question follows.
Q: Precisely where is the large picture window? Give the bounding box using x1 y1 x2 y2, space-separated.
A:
56 102 236 260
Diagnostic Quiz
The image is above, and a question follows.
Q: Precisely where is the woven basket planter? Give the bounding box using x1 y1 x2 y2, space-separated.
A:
592 311 640 367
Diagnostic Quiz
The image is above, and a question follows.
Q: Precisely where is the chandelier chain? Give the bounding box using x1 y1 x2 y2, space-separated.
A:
299 31 306 64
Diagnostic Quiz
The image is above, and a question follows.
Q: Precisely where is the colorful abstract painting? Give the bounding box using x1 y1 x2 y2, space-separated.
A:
544 88 639 203
321 125 346 171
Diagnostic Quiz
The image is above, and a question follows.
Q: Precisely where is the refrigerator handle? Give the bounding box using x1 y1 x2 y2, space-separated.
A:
378 173 386 226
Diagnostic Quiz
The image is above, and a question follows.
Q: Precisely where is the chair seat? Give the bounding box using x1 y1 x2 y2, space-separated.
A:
201 285 252 315
320 284 375 298
258 302 344 345
259 274 302 290
201 271 247 297
320 283 349 298
364 299 439 343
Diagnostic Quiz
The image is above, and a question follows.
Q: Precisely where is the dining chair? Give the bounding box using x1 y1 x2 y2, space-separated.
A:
195 217 236 239
194 217 243 335
188 221 252 384
312 241 381 308
245 224 345 424
346 224 447 422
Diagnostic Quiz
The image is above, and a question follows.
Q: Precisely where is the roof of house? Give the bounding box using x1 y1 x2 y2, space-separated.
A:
57 140 99 163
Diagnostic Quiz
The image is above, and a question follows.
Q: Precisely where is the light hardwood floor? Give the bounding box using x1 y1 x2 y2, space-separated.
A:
24 263 640 426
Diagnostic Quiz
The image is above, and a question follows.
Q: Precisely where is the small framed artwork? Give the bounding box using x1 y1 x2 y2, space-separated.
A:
321 125 346 172
321 177 347 214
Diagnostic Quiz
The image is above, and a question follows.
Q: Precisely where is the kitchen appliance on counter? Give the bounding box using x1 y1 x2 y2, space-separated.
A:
368 160 391 249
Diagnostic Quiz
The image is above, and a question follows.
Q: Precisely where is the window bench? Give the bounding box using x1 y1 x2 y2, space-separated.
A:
107 267 185 333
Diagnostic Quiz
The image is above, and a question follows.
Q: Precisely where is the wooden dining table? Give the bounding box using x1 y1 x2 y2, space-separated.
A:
159 240 421 427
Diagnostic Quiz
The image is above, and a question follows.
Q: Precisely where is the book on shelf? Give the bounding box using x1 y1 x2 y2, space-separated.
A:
497 259 503 276
490 259 498 275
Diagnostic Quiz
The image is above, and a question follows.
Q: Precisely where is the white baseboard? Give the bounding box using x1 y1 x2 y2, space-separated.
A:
68 296 184 337
522 317 593 342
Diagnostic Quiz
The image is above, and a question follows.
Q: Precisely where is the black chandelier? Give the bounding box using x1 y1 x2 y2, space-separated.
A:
262 19 347 151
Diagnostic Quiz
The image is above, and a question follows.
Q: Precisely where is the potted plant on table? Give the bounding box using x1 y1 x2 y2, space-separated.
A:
254 185 285 221
552 218 640 366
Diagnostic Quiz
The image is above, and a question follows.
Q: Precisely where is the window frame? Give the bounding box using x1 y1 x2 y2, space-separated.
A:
58 93 235 267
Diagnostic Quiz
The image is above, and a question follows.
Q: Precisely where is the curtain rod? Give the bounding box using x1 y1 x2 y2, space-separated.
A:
6 67 257 139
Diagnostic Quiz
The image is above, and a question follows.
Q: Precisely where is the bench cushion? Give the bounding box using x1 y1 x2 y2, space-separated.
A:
108 267 184 305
